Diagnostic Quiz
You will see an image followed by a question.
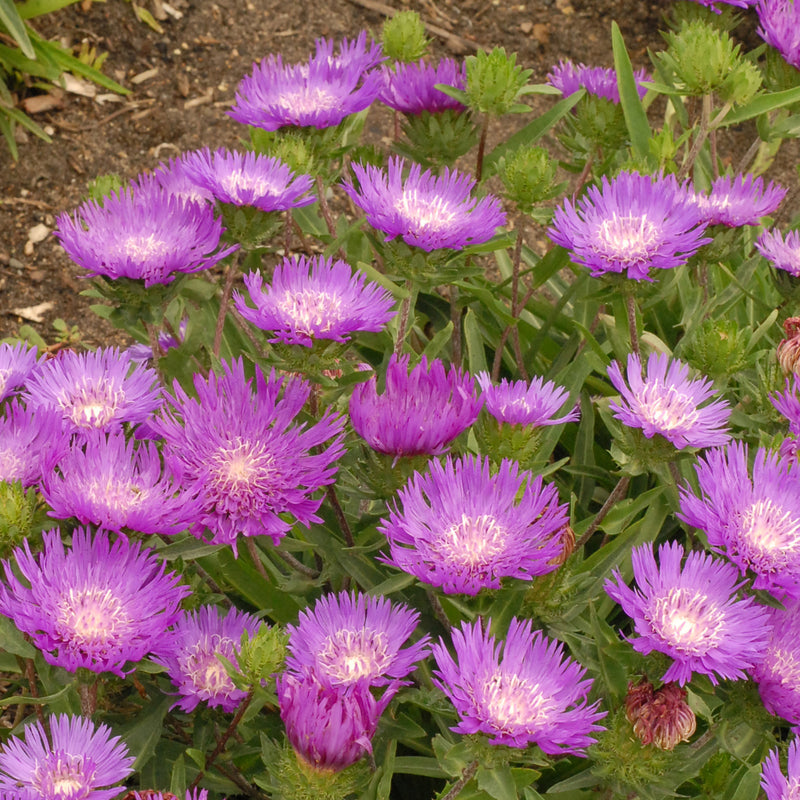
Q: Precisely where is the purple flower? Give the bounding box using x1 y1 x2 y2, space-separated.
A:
135 792 207 800
349 354 481 457
679 442 800 600
277 671 394 772
0 401 68 487
380 58 467 114
343 156 506 252
605 541 771 685
752 603 800 725
42 431 204 536
476 372 579 427
126 319 188 363
692 174 786 227
285 591 429 687
0 342 40 402
152 605 261 713
0 714 133 800
757 228 800 277
547 59 649 102
156 359 345 549
761 739 800 800
229 32 384 131
233 256 396 347
0 527 189 676
608 352 731 449
180 148 315 212
549 171 710 280
24 347 162 435
772 376 800 436
55 174 237 286
432 617 604 753
154 155 215 204
692 0 756 11
379 456 568 595
758 0 800 70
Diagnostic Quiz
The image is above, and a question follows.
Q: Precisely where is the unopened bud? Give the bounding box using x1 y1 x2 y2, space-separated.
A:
628 680 696 751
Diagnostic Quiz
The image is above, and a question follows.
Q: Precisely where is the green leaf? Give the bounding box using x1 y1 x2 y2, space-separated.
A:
0 0 34 58
477 765 517 800
0 614 37 658
16 0 81 19
464 307 488 375
612 21 650 161
122 693 173 770
723 85 800 126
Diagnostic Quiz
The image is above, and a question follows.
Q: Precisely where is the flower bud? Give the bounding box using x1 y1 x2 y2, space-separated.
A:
382 11 428 63
465 48 533 116
628 681 696 751
778 317 800 376
499 145 558 212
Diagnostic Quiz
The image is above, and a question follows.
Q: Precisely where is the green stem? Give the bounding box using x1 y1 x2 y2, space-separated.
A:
394 282 417 355
625 291 640 358
441 760 480 800
213 253 241 359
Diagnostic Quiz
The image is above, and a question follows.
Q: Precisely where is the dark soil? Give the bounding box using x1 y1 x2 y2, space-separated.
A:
0 0 771 346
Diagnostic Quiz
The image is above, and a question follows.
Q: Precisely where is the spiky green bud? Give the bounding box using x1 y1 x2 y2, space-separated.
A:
238 623 288 687
464 47 534 116
682 318 750 380
0 481 40 556
498 145 558 212
86 173 125 206
395 109 479 169
382 11 428 63
718 58 762 107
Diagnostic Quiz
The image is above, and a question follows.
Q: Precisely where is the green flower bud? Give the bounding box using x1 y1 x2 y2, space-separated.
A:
0 481 40 556
718 58 762 107
682 318 749 380
238 623 288 687
86 173 125 206
498 145 558 212
382 11 428 63
396 109 479 170
657 20 742 95
465 47 534 116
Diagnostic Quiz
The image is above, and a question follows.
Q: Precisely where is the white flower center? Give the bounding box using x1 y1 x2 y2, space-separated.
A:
62 385 126 429
435 513 507 569
275 289 342 336
597 213 659 262
0 447 24 482
57 586 128 651
209 437 278 514
637 382 699 433
185 639 237 698
318 628 391 684
220 172 282 203
279 87 340 115
395 190 459 233
739 498 800 556
35 752 96 800
119 234 170 262
649 587 725 656
482 671 553 730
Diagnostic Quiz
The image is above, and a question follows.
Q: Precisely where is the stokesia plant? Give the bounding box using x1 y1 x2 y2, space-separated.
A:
7 2 800 798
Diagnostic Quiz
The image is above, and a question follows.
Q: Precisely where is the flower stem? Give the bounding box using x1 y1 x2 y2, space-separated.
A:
394 282 417 354
246 537 269 580
276 547 320 580
426 588 451 631
190 688 256 791
625 291 640 358
475 115 490 182
575 475 631 550
315 175 348 261
441 760 480 800
327 485 355 548
213 253 241 359
78 678 98 717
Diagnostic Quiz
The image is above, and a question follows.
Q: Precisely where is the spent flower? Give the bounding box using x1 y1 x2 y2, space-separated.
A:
605 541 771 685
432 617 604 753
343 156 505 252
234 255 395 347
0 527 189 676
379 455 568 595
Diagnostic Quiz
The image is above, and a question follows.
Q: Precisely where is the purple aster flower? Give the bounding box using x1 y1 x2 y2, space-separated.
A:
752 603 800 725
180 148 315 212
476 372 579 427
233 255 396 347
0 526 189 676
679 442 800 600
55 174 237 287
349 354 482 457
380 58 467 114
547 59 650 102
152 605 261 713
343 156 506 252
0 714 133 800
692 174 786 227
762 739 800 800
277 671 395 772
229 32 384 131
757 228 800 277
608 352 731 449
155 359 345 549
692 0 757 11
126 319 188 363
153 155 215 204
379 456 568 595
758 0 800 70
41 431 204 536
432 617 604 753
134 792 207 800
0 342 40 402
285 591 429 688
549 171 710 281
772 376 800 435
24 347 161 435
605 541 771 685
0 401 68 487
